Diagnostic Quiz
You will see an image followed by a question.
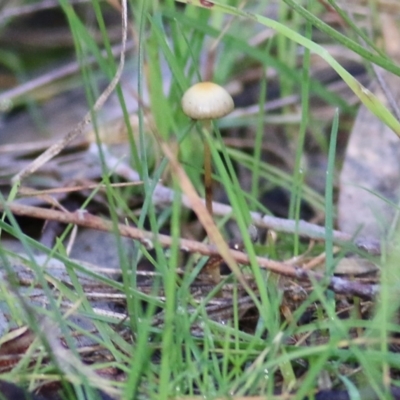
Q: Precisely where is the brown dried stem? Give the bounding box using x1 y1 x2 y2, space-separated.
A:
0 202 379 300
93 144 381 255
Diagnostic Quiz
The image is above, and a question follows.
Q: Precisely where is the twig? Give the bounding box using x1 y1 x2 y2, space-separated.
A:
90 144 382 255
0 41 133 107
11 0 129 184
0 202 379 300
0 0 89 23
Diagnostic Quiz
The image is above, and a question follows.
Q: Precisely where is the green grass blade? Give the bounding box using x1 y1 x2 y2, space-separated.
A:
175 0 400 136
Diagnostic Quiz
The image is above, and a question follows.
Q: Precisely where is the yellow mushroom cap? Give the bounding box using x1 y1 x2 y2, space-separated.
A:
181 82 234 120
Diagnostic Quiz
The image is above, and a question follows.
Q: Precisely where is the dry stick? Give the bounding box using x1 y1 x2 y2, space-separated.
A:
0 138 89 154
11 0 128 184
0 202 379 300
18 181 142 197
0 0 90 23
92 144 382 255
0 41 133 107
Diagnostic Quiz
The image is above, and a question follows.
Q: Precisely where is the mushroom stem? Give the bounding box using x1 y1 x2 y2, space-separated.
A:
202 119 213 216
181 81 234 284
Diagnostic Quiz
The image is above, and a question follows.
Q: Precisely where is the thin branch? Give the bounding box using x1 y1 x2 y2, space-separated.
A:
90 144 382 255
0 41 133 107
11 0 129 183
0 0 90 23
0 202 379 300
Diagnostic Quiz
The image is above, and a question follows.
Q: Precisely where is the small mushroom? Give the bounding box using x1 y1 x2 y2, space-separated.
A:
181 82 234 215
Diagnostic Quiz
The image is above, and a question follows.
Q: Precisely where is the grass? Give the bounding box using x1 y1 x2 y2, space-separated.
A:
1 0 400 399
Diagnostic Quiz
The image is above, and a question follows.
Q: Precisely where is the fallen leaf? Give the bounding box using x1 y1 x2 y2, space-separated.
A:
338 70 400 242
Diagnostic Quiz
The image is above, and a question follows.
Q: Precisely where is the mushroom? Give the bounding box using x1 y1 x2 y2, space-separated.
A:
181 82 234 215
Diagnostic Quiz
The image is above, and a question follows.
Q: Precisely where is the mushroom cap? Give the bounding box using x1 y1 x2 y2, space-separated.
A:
181 82 234 120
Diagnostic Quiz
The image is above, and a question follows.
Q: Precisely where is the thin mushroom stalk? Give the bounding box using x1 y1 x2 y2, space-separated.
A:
181 82 234 217
181 82 234 283
202 119 213 214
